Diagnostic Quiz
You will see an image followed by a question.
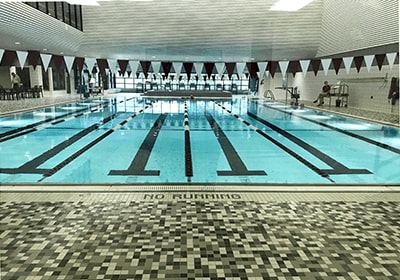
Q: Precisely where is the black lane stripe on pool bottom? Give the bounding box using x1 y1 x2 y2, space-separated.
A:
258 101 400 155
37 106 152 181
205 113 266 176
108 113 167 176
247 111 371 176
0 100 113 142
214 102 329 179
0 114 116 175
218 101 371 177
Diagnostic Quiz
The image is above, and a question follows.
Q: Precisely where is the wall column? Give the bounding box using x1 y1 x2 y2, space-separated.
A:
48 66 53 94
29 65 43 87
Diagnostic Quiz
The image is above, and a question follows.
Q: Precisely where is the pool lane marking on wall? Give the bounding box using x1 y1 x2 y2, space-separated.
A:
35 106 152 181
0 97 134 143
205 112 267 176
246 111 371 176
184 101 193 179
0 114 116 175
108 113 167 176
258 101 400 155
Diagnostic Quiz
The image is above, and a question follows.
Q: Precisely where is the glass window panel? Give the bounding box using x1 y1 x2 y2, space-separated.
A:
70 5 76 28
38 2 47 13
52 68 66 90
55 2 63 21
76 6 82 31
47 2 56 17
63 3 70 25
25 2 37 9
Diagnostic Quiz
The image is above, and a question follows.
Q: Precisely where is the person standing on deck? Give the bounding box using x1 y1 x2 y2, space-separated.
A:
11 72 21 90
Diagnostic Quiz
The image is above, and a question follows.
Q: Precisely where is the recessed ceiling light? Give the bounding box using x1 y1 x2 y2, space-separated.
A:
15 42 21 45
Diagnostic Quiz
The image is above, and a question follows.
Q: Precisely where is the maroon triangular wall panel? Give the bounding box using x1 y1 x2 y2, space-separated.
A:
52 55 65 71
162 62 172 77
204 62 215 78
375 54 386 70
183 62 193 79
3 50 17 66
311 60 321 76
354 56 364 73
332 58 342 74
246 62 259 78
96 59 109 75
117 60 129 75
288 60 300 77
268 61 278 78
75 57 84 71
140 61 151 78
28 51 41 70
225 63 236 79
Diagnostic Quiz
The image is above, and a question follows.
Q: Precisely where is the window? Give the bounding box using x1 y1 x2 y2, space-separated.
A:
47 2 56 17
70 5 76 28
38 2 47 13
63 3 70 25
55 2 64 21
23 2 82 31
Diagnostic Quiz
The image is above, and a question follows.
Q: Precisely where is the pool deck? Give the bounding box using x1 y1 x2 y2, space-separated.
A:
1 90 398 125
1 91 400 280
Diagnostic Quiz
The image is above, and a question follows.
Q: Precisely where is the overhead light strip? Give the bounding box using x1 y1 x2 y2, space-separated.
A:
270 0 313 11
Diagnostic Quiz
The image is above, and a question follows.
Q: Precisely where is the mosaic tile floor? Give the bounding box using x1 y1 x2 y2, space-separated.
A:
1 192 400 280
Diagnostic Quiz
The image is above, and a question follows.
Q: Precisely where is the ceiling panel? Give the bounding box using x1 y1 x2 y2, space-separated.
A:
0 0 398 63
80 0 323 61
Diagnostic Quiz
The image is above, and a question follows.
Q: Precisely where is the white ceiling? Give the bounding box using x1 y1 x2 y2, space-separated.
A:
79 0 324 62
0 0 398 63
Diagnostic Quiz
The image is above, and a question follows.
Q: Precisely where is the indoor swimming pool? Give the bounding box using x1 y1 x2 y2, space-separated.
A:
0 95 399 185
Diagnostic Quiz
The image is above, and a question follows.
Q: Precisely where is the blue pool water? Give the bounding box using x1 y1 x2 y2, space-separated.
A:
1 95 399 185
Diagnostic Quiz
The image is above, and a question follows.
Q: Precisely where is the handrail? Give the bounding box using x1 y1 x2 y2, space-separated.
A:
340 73 388 89
263 89 275 100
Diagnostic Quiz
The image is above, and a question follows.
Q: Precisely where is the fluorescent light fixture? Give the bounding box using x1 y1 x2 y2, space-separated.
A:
270 0 313 11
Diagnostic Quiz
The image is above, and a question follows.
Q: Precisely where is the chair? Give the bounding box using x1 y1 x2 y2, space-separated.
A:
231 84 238 94
339 83 349 107
189 83 196 91
145 81 152 91
0 86 5 100
330 81 349 107
136 83 143 93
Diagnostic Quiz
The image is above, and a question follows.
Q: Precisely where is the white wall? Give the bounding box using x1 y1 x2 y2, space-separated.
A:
259 63 399 114
0 67 10 87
